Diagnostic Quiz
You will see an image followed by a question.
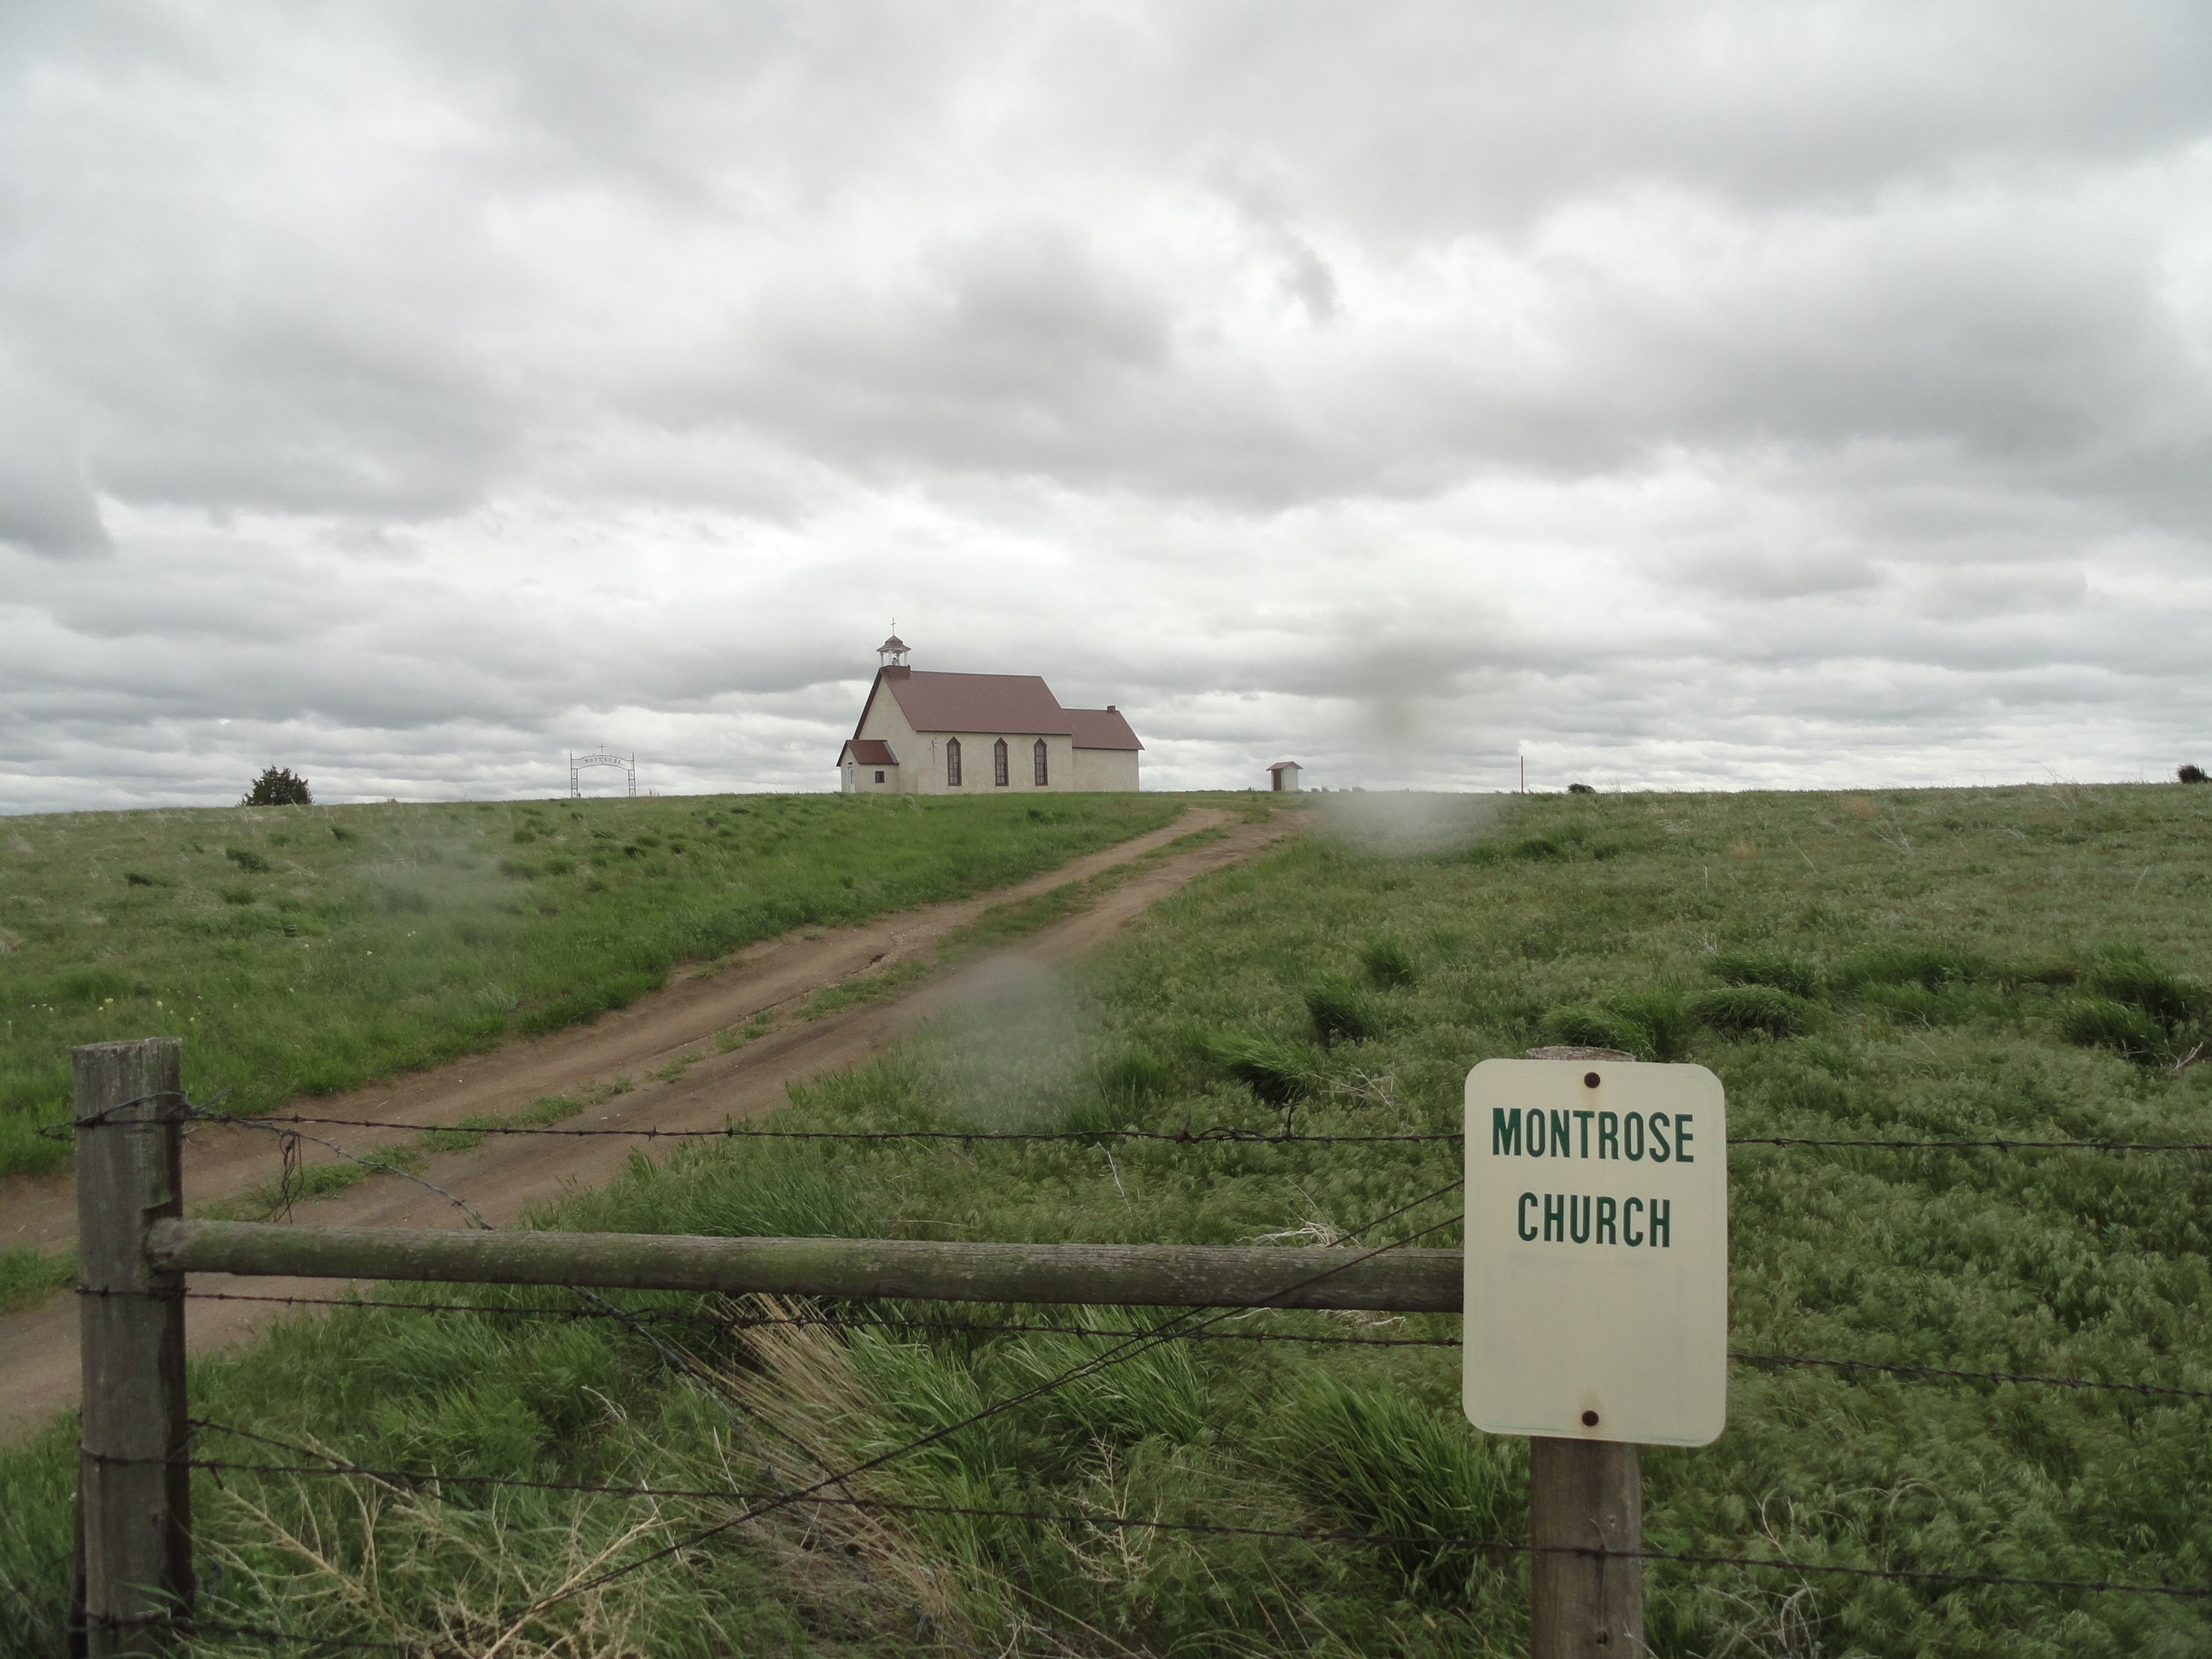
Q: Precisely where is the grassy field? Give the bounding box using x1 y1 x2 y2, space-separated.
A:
0 790 1192 1182
4 782 2210 1656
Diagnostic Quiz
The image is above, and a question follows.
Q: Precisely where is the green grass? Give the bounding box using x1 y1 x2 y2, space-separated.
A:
0 1248 73 1313
6 781 2211 1656
0 791 1190 1179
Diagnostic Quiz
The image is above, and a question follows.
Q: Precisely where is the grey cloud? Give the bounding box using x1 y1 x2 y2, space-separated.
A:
0 381 109 557
2 2 2209 811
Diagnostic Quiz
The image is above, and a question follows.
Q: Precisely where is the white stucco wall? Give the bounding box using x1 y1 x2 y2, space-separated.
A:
840 755 903 794
1070 748 1141 792
911 731 1077 794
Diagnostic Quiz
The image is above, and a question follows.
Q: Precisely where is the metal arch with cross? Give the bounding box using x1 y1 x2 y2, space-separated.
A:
569 749 637 799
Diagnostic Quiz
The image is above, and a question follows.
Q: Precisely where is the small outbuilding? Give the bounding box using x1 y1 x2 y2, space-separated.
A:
1267 760 1302 792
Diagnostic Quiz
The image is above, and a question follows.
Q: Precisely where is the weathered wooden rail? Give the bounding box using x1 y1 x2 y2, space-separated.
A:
151 1219 1463 1310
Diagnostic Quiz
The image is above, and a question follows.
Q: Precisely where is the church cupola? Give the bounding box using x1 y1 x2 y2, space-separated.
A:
877 633 911 671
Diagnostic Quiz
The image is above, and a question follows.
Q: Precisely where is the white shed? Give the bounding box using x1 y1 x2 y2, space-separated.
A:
1267 760 1302 792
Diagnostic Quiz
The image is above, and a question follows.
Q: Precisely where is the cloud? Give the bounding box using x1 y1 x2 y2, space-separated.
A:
0 1 2209 813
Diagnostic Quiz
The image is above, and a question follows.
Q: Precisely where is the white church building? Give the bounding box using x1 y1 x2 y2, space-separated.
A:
837 637 1143 794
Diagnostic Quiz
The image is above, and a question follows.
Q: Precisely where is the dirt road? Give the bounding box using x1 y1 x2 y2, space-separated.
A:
0 805 1299 1444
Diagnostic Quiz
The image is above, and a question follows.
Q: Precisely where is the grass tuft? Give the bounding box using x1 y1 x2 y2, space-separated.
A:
1691 984 1813 1039
1273 1372 1523 1602
1304 978 1385 1047
1545 990 1696 1060
1708 950 1821 999
2059 997 2173 1062
1208 1034 1316 1104
1359 938 1418 988
0 1247 73 1313
1836 944 1992 991
2082 946 2204 1033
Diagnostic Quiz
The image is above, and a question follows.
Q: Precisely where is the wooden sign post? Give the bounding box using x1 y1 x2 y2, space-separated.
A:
1464 1057 1729 1657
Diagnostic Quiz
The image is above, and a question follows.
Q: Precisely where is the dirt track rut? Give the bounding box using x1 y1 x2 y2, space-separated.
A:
0 806 1298 1443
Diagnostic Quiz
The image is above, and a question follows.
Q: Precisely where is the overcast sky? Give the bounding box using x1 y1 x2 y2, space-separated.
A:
3 2 2209 811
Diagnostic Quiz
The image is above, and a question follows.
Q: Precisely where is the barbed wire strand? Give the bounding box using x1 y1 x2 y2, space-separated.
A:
195 1118 2212 1156
1730 1350 2212 1402
183 1109 1460 1145
1729 1134 2212 1153
52 1095 2212 1156
169 1289 2212 1400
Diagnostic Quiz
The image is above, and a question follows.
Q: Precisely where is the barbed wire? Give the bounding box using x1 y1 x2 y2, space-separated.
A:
169 1289 2212 1400
50 1092 2212 1156
1730 1134 2212 1153
180 1109 1462 1145
1730 1349 2212 1402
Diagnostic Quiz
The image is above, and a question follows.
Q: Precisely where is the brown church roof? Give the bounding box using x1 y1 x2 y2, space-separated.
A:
1066 707 1144 751
881 671 1072 736
841 739 899 765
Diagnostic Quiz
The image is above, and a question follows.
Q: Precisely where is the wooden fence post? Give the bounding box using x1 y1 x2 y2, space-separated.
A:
74 1037 193 1658
1529 1436 1642 1657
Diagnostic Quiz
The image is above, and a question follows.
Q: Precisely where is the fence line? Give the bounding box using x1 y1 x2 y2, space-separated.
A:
64 1059 2212 1656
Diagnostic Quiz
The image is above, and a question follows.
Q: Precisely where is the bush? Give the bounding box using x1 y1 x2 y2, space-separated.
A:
1692 984 1812 1039
224 847 272 874
1708 951 1820 999
1305 979 1384 1047
242 766 312 806
2059 998 2170 1062
2180 764 2207 784
1359 939 1417 988
1567 782 1596 795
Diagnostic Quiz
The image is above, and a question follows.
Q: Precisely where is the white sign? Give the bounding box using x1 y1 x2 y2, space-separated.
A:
1462 1058 1728 1447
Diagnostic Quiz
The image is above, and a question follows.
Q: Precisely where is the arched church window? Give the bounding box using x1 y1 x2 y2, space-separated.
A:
946 738 962 787
1033 739 1048 786
992 739 1010 787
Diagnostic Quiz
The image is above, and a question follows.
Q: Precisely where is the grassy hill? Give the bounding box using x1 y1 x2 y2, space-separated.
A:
4 781 2209 1656
0 790 1186 1179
